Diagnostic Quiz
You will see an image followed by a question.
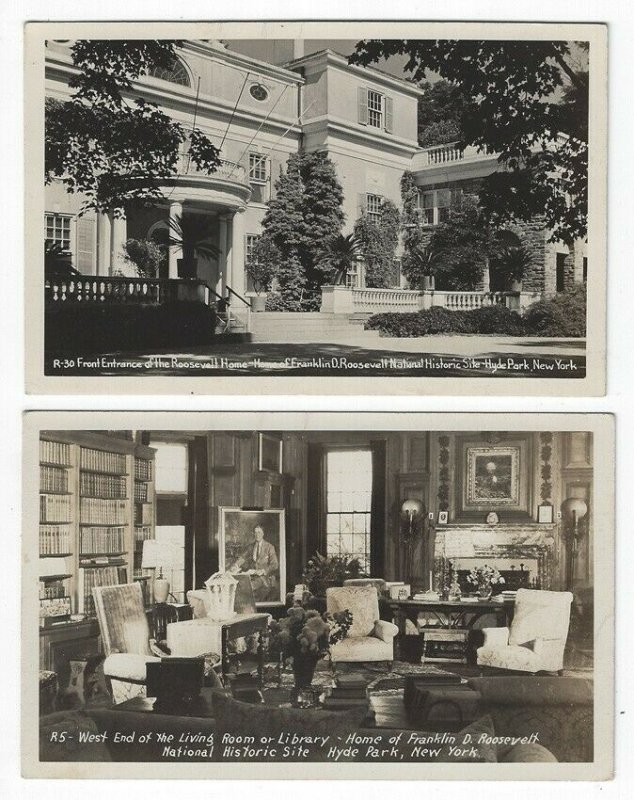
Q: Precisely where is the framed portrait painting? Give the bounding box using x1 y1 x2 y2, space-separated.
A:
258 433 283 473
218 507 286 605
465 446 520 508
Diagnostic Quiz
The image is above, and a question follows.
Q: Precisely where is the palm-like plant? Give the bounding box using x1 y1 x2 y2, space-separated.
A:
167 213 219 278
323 233 362 285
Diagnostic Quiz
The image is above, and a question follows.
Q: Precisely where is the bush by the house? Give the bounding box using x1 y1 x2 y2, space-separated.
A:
365 304 523 337
364 289 586 338
522 285 586 337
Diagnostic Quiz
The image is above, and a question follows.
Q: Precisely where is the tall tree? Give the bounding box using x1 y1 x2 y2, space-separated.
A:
350 40 589 244
45 41 221 214
417 79 467 147
258 150 345 308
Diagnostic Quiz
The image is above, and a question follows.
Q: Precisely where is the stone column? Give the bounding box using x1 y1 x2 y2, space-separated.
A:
168 201 183 279
110 209 127 274
96 212 112 276
229 208 246 297
218 214 229 297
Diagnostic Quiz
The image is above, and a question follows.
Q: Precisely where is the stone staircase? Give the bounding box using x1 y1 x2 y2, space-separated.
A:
249 312 382 345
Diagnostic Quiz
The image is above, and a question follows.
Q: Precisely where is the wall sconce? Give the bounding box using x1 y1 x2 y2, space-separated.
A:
401 498 424 538
561 497 588 590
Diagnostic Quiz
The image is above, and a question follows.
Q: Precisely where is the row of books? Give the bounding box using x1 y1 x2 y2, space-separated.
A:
79 526 126 554
134 525 153 542
133 481 148 502
40 524 71 554
40 493 72 523
40 440 71 466
80 447 127 475
134 503 153 526
39 577 71 600
80 471 127 499
78 565 128 616
80 497 128 525
40 465 69 494
79 556 127 567
134 458 152 481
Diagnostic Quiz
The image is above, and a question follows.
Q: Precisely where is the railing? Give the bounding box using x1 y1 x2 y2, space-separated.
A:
223 285 252 334
438 291 507 311
178 149 248 184
45 276 212 307
352 288 423 312
417 142 492 167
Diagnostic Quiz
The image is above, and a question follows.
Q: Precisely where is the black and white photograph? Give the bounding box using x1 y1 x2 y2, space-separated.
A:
21 411 614 779
25 20 606 394
219 507 286 604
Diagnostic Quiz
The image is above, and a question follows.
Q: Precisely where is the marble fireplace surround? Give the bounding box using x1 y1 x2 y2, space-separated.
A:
434 523 559 590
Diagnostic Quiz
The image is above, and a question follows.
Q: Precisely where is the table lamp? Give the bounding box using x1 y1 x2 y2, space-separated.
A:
141 539 170 603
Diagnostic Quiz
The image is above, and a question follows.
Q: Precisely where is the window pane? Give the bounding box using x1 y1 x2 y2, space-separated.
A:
154 442 188 493
325 450 373 572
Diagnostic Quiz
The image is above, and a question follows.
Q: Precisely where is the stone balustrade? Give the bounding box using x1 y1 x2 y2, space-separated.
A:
437 291 507 311
413 141 493 169
45 276 211 307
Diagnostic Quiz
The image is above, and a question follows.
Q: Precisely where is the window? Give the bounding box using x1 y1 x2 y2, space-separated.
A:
358 87 393 133
249 153 268 183
366 193 383 225
556 253 567 293
326 450 373 575
419 188 458 226
148 59 190 87
248 153 270 203
583 257 588 283
45 213 72 251
249 83 269 102
245 234 260 264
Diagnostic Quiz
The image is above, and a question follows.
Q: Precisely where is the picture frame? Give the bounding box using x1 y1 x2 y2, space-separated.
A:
258 433 283 474
538 503 554 524
218 507 286 605
437 511 449 525
465 445 521 510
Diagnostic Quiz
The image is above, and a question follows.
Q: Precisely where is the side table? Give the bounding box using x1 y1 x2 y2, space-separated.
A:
166 613 269 685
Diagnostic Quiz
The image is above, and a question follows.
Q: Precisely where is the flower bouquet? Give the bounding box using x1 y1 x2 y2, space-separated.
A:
466 564 505 599
268 606 353 696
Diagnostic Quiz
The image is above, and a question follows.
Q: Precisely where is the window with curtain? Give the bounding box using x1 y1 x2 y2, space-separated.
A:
325 449 373 574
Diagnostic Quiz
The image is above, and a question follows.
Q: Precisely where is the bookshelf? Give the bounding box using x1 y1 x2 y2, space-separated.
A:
38 432 156 626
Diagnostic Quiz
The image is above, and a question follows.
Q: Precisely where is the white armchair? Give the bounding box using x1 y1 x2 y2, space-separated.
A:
326 586 398 664
477 588 573 674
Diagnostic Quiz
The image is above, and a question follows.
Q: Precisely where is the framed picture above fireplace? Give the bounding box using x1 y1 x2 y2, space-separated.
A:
457 435 532 519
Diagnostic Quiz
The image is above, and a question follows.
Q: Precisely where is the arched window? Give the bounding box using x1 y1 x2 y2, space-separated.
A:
148 59 191 88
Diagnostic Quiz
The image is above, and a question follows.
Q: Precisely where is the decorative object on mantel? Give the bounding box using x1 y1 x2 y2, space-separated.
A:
203 571 238 621
538 503 554 524
437 511 448 525
465 564 505 600
267 606 353 706
485 511 499 526
561 497 588 590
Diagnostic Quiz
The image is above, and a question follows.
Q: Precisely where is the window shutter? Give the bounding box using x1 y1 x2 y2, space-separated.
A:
75 216 96 275
358 193 367 216
384 96 394 133
358 87 368 125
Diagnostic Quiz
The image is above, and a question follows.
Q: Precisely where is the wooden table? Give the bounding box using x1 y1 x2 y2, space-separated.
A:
384 598 513 663
166 612 270 686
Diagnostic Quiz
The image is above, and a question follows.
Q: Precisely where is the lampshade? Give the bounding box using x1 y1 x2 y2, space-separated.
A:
561 497 588 521
141 539 159 569
401 498 424 518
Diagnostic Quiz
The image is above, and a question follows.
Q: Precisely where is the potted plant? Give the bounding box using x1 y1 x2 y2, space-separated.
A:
491 242 532 292
268 606 353 702
466 564 505 600
410 244 438 290
321 233 362 286
302 552 365 599
247 237 278 311
168 213 219 279
119 238 166 279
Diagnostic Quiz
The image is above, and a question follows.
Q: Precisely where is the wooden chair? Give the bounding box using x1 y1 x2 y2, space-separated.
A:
92 583 161 704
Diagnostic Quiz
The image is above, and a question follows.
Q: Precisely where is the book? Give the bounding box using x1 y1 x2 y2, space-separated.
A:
335 673 368 689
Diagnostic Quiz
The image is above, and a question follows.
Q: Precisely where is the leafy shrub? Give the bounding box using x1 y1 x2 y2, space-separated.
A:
466 305 525 335
264 292 322 312
522 285 586 337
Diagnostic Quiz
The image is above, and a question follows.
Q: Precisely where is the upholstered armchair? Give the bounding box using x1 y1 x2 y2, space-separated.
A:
343 577 387 597
477 589 573 674
326 586 398 664
92 583 161 704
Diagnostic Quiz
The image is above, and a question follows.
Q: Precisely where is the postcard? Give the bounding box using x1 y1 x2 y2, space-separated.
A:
24 20 607 395
22 411 614 779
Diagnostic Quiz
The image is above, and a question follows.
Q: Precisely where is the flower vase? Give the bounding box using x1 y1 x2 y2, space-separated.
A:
291 652 320 706
477 587 493 601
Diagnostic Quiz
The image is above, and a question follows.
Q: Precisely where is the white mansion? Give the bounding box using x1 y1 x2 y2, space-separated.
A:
45 39 587 315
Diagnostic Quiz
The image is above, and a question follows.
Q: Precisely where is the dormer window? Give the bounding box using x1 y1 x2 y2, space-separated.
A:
358 87 394 133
